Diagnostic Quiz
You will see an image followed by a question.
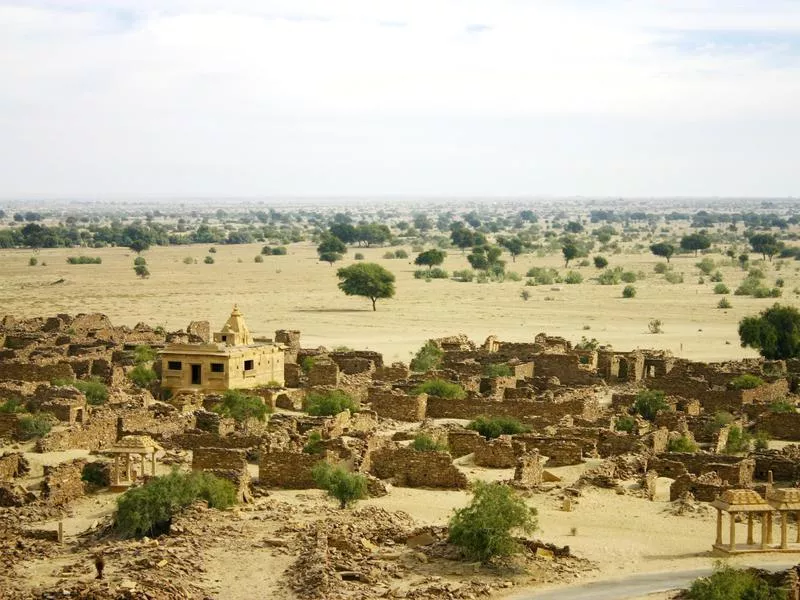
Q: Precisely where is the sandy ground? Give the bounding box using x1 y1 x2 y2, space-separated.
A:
2 242 795 363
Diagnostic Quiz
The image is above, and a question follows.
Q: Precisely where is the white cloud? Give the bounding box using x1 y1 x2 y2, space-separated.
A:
0 0 799 197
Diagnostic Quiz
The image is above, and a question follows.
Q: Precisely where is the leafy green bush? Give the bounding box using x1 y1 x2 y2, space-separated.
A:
411 433 447 452
213 389 270 424
115 470 236 538
183 256 194 264
18 414 52 440
718 298 732 309
354 252 365 260
452 269 474 282
448 481 537 562
208 247 217 253
66 256 102 264
648 319 663 334
483 363 513 378
394 249 408 259
133 264 150 278
729 374 765 390
710 270 724 283
654 263 669 274
467 416 530 439
133 344 157 364
725 426 752 454
712 411 734 430
413 379 466 399
564 271 583 284
28 256 37 267
664 271 684 284
128 365 158 388
311 462 368 509
667 435 698 453
82 462 110 487
622 285 636 298
383 251 396 259
696 257 715 275
270 246 287 255
593 256 608 269
769 399 795 413
754 431 771 451
620 271 637 283
204 256 215 264
254 255 264 263
303 431 325 454
686 564 786 600
615 415 636 433
133 256 147 266
633 389 669 421
714 283 730 294
597 269 621 285
305 389 359 416
414 268 448 279
0 398 25 413
73 378 109 406
410 341 444 372
525 267 559 285
299 356 316 374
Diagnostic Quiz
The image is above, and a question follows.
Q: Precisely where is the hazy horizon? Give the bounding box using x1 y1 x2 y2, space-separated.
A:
2 1 799 198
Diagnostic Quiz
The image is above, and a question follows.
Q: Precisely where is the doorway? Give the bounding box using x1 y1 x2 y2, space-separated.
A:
191 364 202 385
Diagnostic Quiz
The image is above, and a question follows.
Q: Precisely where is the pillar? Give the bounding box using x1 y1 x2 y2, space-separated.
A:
715 508 723 546
114 456 119 485
796 512 800 544
767 512 774 544
126 453 132 482
782 512 789 550
730 512 737 551
151 451 157 475
747 513 754 545
761 513 769 549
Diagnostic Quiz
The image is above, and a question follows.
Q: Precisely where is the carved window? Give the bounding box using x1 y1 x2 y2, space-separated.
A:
167 361 182 371
244 359 254 371
211 363 224 373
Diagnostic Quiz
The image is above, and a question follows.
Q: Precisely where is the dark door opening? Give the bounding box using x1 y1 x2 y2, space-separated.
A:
191 364 202 385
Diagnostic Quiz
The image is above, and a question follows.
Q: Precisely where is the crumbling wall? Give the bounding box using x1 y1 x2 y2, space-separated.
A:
0 453 28 480
167 433 263 450
373 364 410 382
474 437 518 468
369 447 467 488
42 459 86 505
367 388 426 422
512 452 544 488
308 362 340 387
36 412 118 452
0 413 20 439
275 330 301 364
259 450 323 489
447 430 485 458
670 472 728 502
118 409 196 438
192 447 248 471
755 412 800 441
0 361 74 383
425 396 593 420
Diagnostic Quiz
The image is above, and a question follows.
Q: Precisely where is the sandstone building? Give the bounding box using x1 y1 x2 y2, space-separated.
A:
160 306 284 394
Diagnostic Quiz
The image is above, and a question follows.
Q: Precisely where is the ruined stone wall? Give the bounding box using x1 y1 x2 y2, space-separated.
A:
118 409 196 438
473 437 519 468
753 452 800 481
670 473 728 502
194 410 235 435
0 413 20 439
259 451 323 488
274 330 301 363
532 354 598 386
425 396 592 421
512 452 543 488
0 361 74 383
530 439 583 467
308 362 340 387
372 364 410 382
166 433 264 450
367 388 426 422
36 412 118 452
701 459 754 486
368 447 467 488
447 430 486 458
192 447 248 471
0 453 27 480
755 412 800 440
42 459 86 505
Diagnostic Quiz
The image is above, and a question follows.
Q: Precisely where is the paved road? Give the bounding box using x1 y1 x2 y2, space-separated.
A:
520 562 798 600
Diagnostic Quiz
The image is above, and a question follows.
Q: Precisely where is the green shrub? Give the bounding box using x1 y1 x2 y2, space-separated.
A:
115 470 236 538
729 374 765 390
664 271 684 284
133 344 157 364
74 378 109 406
525 267 559 285
303 431 325 454
467 416 530 439
710 271 724 283
66 256 102 264
725 426 752 454
593 256 608 269
128 365 158 388
208 247 217 253
183 256 194 264
622 285 636 298
448 481 537 562
564 271 583 284
483 363 513 378
383 251 396 259
620 271 637 283
615 415 636 433
413 379 466 399
667 435 698 453
633 389 669 421
204 256 215 264
711 411 734 430
452 269 474 282
769 399 795 413
411 433 447 452
520 289 531 301
648 319 663 334
213 389 270 424
254 255 264 263
394 249 409 259
654 263 669 274
0 398 25 413
410 341 444 372
505 271 522 282
18 414 52 440
82 462 110 487
717 298 732 309
354 252 364 260
696 257 715 275
754 431 771 451
311 462 368 509
305 390 359 416
414 268 448 279
714 283 730 294
686 564 787 600
28 256 37 267
271 246 287 255
133 256 147 266
133 264 150 278
597 269 621 285
300 356 317 374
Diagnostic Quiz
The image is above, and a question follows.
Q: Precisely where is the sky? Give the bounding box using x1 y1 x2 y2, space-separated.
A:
1 0 799 199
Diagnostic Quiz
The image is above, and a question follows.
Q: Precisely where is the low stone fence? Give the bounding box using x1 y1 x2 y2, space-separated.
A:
42 459 86 505
368 447 467 488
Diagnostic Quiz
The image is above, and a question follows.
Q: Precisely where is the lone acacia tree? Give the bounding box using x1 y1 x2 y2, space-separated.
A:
336 262 395 311
680 232 711 256
650 242 675 263
414 248 446 271
317 234 346 265
562 242 578 267
739 304 800 360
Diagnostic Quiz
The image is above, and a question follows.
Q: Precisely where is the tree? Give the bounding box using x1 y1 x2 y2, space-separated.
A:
593 255 608 269
311 462 368 509
133 265 150 279
128 239 150 254
410 341 444 372
329 223 357 244
498 236 524 262
355 223 391 247
448 481 537 562
212 389 270 427
450 224 486 252
304 389 358 415
467 245 503 272
336 263 395 311
633 389 669 421
739 304 800 360
317 234 346 265
650 242 675 263
414 249 446 271
564 221 584 233
749 233 783 261
680 232 711 256
562 243 578 267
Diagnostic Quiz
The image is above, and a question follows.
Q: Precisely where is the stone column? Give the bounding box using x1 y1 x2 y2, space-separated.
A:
126 453 132 482
114 455 120 485
730 512 737 552
761 513 769 549
782 512 789 550
747 513 754 545
716 508 723 546
796 512 800 544
767 512 774 544
151 451 157 475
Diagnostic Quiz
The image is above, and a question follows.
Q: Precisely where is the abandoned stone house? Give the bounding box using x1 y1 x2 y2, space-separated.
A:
159 306 285 394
